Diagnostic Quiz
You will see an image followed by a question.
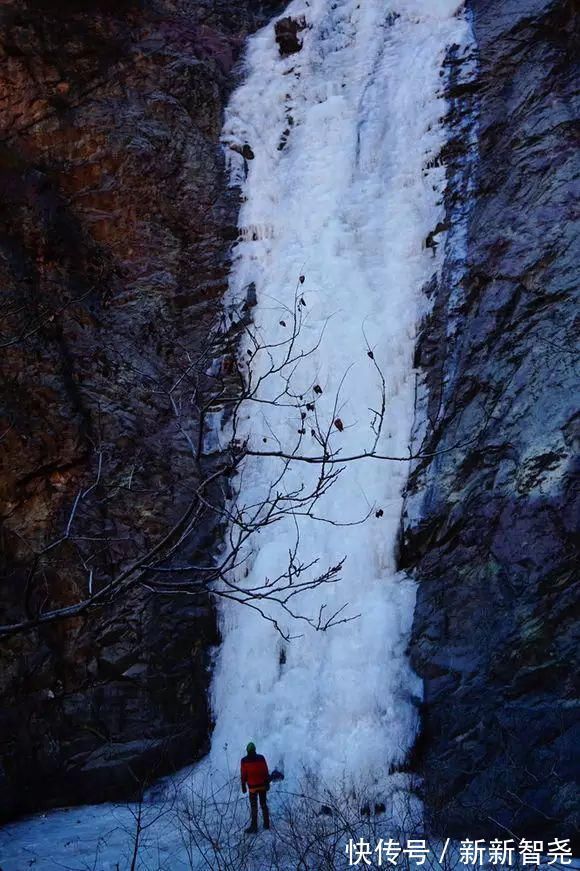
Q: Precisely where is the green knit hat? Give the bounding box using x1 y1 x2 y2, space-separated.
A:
246 741 256 754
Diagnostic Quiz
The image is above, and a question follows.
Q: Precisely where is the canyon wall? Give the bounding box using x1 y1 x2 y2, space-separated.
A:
403 0 578 842
0 0 284 819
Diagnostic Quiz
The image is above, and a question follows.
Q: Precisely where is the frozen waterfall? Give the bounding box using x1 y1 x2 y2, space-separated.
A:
211 0 471 798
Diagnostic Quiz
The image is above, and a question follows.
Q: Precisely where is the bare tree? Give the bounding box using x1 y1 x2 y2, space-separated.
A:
44 766 560 869
0 278 483 641
168 772 471 871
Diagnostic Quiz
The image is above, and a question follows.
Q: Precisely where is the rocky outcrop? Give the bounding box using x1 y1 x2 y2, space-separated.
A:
403 0 578 842
0 0 285 819
274 15 306 56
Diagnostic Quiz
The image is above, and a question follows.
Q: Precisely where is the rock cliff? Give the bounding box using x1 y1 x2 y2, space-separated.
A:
0 0 284 819
403 0 578 842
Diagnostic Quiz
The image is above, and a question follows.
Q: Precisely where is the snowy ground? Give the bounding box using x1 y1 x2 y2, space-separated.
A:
0 1 474 867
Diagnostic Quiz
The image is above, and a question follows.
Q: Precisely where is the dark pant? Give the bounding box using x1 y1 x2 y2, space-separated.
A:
249 789 270 829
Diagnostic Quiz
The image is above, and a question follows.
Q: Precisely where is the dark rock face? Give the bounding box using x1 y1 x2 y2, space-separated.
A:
403 0 578 841
0 0 286 819
274 15 306 56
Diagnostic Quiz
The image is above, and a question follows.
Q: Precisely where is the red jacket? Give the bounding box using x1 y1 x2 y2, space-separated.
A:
240 753 269 793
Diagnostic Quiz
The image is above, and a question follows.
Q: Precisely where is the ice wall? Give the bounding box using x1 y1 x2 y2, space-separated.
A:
212 0 472 797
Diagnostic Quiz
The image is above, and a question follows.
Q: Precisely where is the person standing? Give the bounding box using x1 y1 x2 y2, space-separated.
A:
240 741 270 833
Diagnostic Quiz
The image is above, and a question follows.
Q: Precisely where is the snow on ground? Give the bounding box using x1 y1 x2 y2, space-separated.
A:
0 1 472 867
